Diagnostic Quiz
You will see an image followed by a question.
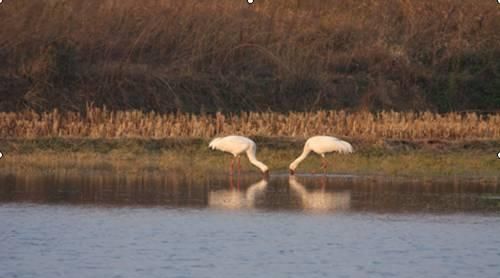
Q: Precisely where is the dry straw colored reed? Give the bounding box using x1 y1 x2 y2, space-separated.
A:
1 107 499 140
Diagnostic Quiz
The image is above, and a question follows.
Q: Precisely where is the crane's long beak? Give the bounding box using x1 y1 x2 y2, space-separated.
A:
289 169 295 175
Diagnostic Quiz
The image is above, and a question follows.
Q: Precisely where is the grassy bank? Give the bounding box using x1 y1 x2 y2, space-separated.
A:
1 138 499 177
1 0 499 112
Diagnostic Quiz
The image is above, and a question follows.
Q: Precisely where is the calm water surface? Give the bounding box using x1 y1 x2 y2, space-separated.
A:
1 169 499 278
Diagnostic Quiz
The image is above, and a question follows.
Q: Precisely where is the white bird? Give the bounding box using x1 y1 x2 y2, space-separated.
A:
209 135 269 176
289 136 353 175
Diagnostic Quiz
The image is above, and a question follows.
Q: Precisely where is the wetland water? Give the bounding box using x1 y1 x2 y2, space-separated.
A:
1 169 500 278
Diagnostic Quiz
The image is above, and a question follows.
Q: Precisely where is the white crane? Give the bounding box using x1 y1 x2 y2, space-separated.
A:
209 135 269 176
289 136 353 175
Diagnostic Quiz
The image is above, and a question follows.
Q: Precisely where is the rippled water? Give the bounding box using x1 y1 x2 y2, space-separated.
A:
1 169 500 278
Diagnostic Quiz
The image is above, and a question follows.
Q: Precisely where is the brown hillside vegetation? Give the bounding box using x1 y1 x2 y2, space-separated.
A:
0 0 499 113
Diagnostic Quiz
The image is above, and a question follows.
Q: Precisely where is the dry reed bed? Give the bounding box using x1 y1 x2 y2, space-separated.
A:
1 108 499 140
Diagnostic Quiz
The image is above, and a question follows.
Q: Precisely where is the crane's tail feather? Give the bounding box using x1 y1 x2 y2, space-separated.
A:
335 139 354 154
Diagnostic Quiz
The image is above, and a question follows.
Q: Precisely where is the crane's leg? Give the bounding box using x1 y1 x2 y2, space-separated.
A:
230 157 235 176
319 157 324 173
321 157 328 175
229 174 234 189
237 156 241 175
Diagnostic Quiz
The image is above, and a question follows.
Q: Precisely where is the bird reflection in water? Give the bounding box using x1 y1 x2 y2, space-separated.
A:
208 176 268 210
288 176 351 212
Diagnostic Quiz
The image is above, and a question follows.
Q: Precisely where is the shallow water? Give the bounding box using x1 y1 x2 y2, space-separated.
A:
1 169 500 278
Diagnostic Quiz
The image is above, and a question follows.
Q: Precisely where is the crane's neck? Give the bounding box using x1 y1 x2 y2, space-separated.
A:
246 147 269 173
289 146 311 173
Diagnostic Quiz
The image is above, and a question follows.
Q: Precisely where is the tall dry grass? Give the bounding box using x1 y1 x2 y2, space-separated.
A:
0 0 499 112
1 107 499 140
